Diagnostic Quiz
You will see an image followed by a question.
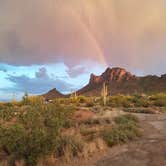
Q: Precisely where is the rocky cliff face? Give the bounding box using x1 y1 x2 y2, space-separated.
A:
77 67 166 96
89 67 136 85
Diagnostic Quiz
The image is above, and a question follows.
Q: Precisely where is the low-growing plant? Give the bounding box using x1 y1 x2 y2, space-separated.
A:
114 114 139 125
80 126 97 136
101 114 140 147
0 107 18 121
86 101 94 107
56 135 84 157
78 96 87 103
107 95 132 107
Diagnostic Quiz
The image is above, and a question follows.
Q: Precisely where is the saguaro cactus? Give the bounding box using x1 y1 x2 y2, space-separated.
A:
70 90 78 102
74 92 78 100
101 82 108 106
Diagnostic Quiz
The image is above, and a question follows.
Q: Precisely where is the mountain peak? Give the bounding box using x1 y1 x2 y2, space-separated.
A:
49 88 58 93
90 67 136 85
89 73 100 84
43 88 64 100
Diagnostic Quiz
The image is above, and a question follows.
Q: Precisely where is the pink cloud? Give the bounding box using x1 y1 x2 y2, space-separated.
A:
0 0 166 75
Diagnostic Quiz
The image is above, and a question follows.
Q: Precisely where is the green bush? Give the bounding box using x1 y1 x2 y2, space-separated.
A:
114 114 139 125
0 105 75 166
0 107 18 121
107 95 132 107
150 94 166 107
131 95 150 107
154 99 166 107
101 114 140 147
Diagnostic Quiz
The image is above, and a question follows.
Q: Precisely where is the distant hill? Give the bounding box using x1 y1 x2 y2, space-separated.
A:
42 88 65 100
42 67 166 99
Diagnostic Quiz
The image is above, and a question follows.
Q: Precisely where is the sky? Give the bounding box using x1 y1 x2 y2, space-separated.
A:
0 0 166 101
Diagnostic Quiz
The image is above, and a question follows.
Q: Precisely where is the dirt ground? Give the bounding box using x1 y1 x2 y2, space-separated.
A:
89 113 166 166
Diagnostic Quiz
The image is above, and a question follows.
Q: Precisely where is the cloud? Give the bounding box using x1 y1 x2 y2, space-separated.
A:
0 68 7 73
66 66 87 78
35 67 49 79
0 0 166 75
5 68 73 94
0 64 7 72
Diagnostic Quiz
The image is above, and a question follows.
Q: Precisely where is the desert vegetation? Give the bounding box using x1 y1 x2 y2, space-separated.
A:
0 93 165 165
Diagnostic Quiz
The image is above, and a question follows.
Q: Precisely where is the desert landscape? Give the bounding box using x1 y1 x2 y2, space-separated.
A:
0 0 166 166
0 67 166 165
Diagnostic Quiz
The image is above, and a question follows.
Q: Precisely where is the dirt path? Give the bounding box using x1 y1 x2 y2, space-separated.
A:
91 113 166 166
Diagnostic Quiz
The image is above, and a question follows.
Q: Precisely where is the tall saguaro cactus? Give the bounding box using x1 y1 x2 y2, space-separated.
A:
70 90 78 102
74 92 78 100
101 82 108 106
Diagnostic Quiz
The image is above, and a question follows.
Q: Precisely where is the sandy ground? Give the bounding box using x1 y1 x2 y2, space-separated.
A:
90 113 166 166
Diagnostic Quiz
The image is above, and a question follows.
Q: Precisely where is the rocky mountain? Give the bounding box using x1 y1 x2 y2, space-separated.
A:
43 67 166 99
77 67 166 96
42 88 65 100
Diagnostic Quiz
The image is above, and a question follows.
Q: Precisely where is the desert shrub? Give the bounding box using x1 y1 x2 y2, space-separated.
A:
154 99 166 107
107 95 132 107
134 98 149 107
114 114 138 125
2 102 13 107
131 95 149 107
101 114 140 147
21 95 44 106
80 126 97 136
52 98 72 106
0 105 75 166
150 94 166 107
86 101 94 107
0 102 4 110
80 126 98 141
56 135 84 157
82 117 111 126
62 119 75 128
124 108 155 114
28 96 44 106
78 96 87 103
0 107 18 121
149 93 166 100
102 127 128 146
81 118 100 125
86 102 94 107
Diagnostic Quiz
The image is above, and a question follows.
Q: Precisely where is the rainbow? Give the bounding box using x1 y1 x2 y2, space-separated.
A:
68 8 108 67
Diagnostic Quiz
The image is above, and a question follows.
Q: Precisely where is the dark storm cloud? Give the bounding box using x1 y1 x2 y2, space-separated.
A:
0 0 166 75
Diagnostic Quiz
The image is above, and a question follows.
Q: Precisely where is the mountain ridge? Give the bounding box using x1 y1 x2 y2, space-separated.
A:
42 67 166 100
